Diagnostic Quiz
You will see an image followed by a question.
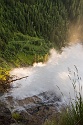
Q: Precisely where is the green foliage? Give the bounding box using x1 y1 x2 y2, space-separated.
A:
0 0 82 46
55 94 83 125
12 112 22 121
2 33 51 66
0 67 9 81
0 0 83 67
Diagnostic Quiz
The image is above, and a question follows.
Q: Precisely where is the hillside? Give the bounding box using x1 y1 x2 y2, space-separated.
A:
0 0 83 67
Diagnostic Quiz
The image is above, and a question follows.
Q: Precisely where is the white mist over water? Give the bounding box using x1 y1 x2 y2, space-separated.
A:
5 43 83 104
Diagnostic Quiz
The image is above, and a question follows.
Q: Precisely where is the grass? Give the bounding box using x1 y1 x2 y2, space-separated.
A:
43 66 83 125
44 93 83 125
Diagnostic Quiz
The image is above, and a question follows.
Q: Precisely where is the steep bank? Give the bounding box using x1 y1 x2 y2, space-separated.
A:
0 0 83 67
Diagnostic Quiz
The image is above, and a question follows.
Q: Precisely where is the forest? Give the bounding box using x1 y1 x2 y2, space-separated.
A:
0 0 83 67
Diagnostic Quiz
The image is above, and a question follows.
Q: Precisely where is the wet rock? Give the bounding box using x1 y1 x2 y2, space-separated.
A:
12 104 57 125
38 91 61 104
1 91 62 125
0 102 12 125
3 91 61 109
16 95 42 106
3 95 42 110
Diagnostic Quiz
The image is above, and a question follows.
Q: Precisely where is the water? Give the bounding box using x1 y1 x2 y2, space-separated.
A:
2 43 83 107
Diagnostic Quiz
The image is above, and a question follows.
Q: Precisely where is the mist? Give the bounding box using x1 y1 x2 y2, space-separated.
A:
4 42 83 105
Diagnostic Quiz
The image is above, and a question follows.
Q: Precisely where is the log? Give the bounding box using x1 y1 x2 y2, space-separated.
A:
8 75 29 83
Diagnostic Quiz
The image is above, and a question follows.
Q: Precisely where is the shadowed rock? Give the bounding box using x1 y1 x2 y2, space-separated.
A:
0 102 12 125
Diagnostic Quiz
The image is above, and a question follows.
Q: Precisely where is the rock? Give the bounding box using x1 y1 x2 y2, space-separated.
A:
38 91 61 104
12 104 57 125
1 91 62 125
3 91 61 109
3 95 42 109
0 100 58 125
16 95 42 106
10 123 24 125
11 123 24 125
0 102 12 125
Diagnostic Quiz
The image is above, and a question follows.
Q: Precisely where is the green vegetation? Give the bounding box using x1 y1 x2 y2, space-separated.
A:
44 67 83 125
0 1 83 124
0 0 82 92
3 33 51 66
0 67 10 92
44 93 83 125
0 0 83 67
12 112 22 121
0 67 9 80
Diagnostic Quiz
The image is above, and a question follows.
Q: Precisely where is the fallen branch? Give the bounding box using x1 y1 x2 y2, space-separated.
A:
8 75 29 83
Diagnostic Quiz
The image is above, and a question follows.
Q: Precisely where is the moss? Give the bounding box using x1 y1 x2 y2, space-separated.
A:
12 112 22 121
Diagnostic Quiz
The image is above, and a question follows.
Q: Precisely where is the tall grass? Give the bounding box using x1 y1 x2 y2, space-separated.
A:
44 66 83 125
